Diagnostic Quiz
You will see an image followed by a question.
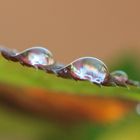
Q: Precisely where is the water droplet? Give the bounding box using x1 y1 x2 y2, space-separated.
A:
57 57 109 84
0 47 18 61
111 70 128 83
15 47 55 68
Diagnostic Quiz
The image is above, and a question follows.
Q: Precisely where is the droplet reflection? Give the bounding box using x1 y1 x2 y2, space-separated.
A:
64 57 109 84
15 47 55 68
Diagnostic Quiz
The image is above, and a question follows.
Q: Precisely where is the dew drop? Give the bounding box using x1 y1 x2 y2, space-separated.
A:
111 70 128 83
15 47 55 68
0 47 18 61
58 57 109 84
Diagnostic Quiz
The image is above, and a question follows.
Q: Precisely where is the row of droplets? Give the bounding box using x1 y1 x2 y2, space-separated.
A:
0 46 139 87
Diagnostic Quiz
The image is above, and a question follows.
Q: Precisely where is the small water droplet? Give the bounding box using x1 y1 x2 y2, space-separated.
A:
111 70 128 83
15 47 55 68
0 47 18 61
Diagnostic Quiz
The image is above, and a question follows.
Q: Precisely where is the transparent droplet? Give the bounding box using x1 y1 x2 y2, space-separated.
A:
15 47 55 67
111 70 128 83
0 47 18 61
60 57 109 84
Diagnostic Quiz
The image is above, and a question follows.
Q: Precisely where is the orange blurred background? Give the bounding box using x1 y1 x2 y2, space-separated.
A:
0 0 139 64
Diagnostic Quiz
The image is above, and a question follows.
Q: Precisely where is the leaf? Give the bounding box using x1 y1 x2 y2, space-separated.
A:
0 56 138 121
0 57 140 140
0 57 140 101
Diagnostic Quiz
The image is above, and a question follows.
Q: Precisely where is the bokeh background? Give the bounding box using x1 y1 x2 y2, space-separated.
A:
0 0 140 63
0 0 140 140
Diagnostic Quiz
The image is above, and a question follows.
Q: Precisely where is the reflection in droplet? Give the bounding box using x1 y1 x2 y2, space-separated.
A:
57 57 109 84
15 47 55 68
70 57 109 84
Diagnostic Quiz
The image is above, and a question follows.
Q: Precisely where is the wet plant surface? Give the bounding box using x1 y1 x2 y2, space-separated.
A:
1 46 139 88
0 56 140 140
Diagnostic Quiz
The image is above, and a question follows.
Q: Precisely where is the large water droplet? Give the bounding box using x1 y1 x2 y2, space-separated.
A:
57 57 109 84
15 47 55 68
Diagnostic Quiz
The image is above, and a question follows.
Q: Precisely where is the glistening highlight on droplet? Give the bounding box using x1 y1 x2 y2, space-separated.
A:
56 57 109 85
15 47 55 67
